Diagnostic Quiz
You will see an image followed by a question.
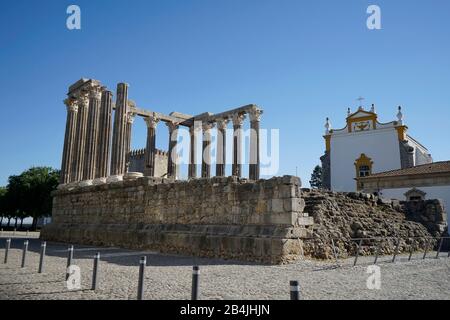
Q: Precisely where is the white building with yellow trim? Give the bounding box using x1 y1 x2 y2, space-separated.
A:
321 104 433 192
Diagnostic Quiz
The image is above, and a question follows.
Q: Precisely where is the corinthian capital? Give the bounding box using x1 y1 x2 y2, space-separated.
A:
77 92 90 108
216 118 229 130
202 122 215 132
248 107 263 122
64 98 79 113
232 113 246 127
89 86 102 100
127 112 136 124
166 121 179 133
144 115 159 129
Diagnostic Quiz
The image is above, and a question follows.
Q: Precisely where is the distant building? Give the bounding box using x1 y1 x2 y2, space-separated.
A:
357 161 450 233
321 104 432 192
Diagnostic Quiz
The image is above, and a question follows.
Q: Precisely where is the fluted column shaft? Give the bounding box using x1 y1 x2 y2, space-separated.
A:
201 123 215 178
215 119 228 177
144 116 159 177
71 93 89 182
249 108 262 180
110 83 129 176
166 122 179 178
83 87 102 181
188 125 198 179
232 114 246 177
95 90 113 178
125 113 135 172
60 99 79 184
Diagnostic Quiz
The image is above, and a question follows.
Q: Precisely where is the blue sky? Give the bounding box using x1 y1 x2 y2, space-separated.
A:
0 0 449 187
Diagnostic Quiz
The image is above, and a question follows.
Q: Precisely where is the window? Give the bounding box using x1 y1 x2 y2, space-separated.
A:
358 165 371 177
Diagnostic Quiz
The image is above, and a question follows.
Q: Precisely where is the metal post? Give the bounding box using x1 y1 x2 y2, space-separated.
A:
330 238 339 266
290 280 300 300
26 230 29 237
66 245 74 280
38 241 46 273
21 240 29 268
408 243 414 261
374 240 380 265
422 239 428 260
4 238 11 264
13 228 16 236
92 252 100 290
435 238 443 259
191 266 200 300
137 256 146 300
353 239 362 267
392 238 400 263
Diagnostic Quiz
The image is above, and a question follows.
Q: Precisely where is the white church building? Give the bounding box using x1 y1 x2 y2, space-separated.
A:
320 104 433 192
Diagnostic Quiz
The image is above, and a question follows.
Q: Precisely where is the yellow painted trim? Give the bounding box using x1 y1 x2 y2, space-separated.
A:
324 135 331 152
395 125 407 141
347 115 377 133
354 154 373 190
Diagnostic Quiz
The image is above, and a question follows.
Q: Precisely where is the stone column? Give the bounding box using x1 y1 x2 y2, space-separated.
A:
232 113 246 177
95 90 113 179
215 118 229 177
60 98 79 184
70 92 90 182
125 112 135 172
188 124 198 179
201 122 215 178
144 115 159 177
249 107 263 180
166 122 179 179
82 86 102 182
110 83 129 178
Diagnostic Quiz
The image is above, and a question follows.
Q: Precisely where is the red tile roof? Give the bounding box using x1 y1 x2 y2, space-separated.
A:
359 161 450 179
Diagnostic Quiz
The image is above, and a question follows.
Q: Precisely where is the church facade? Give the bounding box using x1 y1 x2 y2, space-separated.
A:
321 104 432 192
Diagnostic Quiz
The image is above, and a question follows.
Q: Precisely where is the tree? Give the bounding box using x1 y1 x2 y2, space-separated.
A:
310 165 323 189
0 187 6 227
6 167 59 230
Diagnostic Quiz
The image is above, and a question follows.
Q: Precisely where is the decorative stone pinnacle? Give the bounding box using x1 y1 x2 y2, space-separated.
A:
248 107 263 122
232 113 246 127
397 106 403 123
144 116 159 129
325 117 331 134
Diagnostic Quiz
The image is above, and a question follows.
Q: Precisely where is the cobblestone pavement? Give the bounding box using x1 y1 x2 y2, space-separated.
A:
0 237 449 300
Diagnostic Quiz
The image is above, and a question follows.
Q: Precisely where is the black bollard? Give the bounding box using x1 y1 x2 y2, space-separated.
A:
392 238 400 263
374 240 380 265
191 266 200 300
4 238 11 264
137 256 146 300
408 244 414 261
66 245 74 280
38 241 46 273
423 239 428 260
290 280 300 300
92 252 100 290
435 238 443 259
353 239 362 267
21 240 29 268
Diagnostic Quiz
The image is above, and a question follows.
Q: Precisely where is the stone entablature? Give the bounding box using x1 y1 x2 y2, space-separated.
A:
42 175 313 264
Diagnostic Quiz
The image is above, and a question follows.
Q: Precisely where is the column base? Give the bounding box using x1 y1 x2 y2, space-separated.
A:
78 180 93 187
93 177 107 185
124 172 144 180
106 175 123 183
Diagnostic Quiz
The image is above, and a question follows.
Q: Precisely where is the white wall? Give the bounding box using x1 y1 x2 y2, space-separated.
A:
330 128 401 191
381 185 450 235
